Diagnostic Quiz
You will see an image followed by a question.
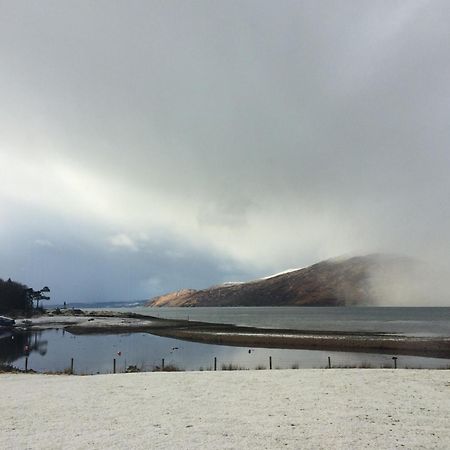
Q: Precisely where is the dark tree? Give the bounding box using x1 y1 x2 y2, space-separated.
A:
0 279 51 314
0 279 32 314
27 286 51 309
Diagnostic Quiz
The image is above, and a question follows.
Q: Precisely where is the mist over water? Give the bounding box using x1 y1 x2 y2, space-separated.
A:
368 259 450 306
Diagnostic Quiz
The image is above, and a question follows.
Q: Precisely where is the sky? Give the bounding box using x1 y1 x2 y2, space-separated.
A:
1 1 450 304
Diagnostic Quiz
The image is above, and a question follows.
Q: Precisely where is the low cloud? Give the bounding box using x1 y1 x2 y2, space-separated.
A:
369 259 450 307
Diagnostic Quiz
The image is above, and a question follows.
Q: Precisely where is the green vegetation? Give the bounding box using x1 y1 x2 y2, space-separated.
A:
0 278 50 315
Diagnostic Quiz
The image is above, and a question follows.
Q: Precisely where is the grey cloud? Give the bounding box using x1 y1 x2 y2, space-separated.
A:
1 1 450 302
0 205 252 302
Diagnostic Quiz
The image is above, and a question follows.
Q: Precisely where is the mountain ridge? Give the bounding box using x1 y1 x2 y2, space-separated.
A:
147 254 418 307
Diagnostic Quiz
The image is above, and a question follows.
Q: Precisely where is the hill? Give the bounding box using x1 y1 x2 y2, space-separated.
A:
147 254 418 307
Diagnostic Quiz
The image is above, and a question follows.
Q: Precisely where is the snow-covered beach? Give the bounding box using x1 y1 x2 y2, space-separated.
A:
2 369 449 449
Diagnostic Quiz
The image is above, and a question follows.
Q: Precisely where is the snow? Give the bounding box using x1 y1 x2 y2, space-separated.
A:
14 316 86 327
260 267 303 280
13 315 160 331
1 369 449 449
221 267 304 286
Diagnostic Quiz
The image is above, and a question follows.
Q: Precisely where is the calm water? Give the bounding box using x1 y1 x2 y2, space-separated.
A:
118 306 450 337
1 329 449 374
1 307 449 373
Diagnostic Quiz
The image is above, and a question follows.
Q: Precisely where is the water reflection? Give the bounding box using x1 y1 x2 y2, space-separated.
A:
0 331 48 364
1 330 449 374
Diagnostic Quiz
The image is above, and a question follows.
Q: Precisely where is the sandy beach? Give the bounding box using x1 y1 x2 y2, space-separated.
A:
2 369 449 449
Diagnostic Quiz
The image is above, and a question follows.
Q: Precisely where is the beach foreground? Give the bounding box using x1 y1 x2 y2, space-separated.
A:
1 370 450 449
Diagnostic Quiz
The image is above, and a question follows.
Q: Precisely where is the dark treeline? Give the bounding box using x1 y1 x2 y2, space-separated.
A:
0 278 32 314
0 278 50 315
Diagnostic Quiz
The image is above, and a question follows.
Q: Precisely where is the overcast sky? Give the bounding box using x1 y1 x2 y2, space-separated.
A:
1 1 450 303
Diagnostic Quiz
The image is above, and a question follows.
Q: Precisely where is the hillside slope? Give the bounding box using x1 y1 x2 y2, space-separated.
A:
147 254 418 307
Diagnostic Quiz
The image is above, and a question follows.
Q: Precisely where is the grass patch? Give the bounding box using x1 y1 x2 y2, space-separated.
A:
221 363 246 371
154 364 184 372
0 363 26 373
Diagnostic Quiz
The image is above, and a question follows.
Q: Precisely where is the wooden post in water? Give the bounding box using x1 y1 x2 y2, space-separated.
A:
25 356 28 373
269 356 272 370
70 358 74 375
162 358 165 371
214 357 217 371
392 356 398 369
113 358 116 374
328 356 331 369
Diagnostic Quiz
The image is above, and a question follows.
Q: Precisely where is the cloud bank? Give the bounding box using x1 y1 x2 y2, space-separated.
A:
1 1 450 303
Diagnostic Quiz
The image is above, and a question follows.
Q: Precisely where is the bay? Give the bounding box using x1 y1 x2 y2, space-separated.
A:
2 306 450 374
1 329 449 374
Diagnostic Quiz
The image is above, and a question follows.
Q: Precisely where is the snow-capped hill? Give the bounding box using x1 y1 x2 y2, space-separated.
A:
147 254 421 307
